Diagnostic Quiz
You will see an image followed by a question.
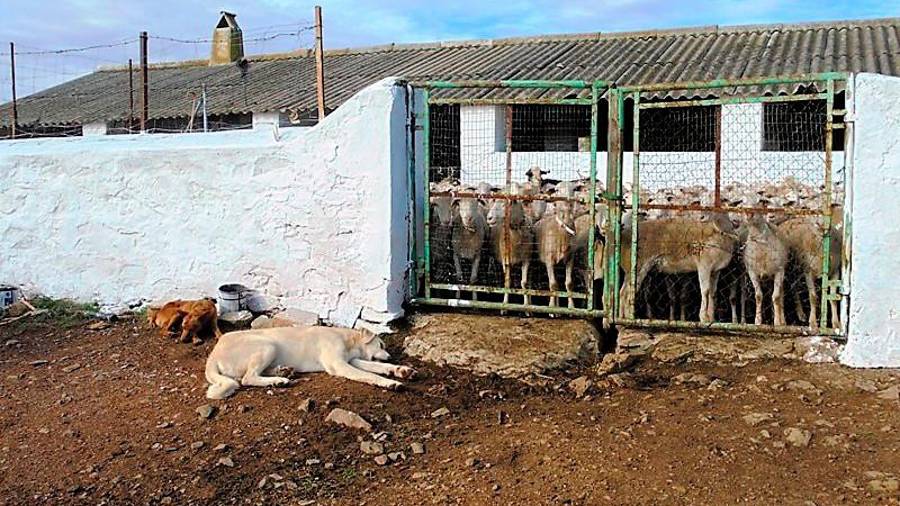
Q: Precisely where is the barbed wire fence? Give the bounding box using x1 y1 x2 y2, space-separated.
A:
1 20 318 140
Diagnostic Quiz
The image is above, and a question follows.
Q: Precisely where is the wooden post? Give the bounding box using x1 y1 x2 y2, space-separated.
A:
128 59 134 133
314 6 326 121
140 32 149 132
9 42 17 139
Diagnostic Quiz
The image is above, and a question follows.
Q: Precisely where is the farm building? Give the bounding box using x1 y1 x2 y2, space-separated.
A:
1 16 899 367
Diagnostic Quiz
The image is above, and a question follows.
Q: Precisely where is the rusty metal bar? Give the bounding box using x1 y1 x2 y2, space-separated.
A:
820 79 835 329
314 5 326 121
411 79 596 89
618 72 848 93
9 42 17 139
616 319 841 336
128 59 134 133
429 190 592 204
639 202 826 216
429 97 592 106
429 283 589 300
140 31 148 132
422 88 432 299
586 81 600 311
637 93 830 109
714 105 722 207
413 297 603 318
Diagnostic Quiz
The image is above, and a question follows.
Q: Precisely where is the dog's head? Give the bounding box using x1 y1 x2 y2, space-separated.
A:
359 330 391 361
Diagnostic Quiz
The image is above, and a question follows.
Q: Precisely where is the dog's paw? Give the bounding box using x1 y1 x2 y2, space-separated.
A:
394 366 416 380
384 380 404 391
272 377 291 387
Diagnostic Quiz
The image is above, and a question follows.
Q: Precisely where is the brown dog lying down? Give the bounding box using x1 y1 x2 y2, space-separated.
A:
148 298 222 344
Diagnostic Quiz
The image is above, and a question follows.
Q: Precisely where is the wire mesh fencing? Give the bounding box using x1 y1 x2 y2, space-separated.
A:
623 82 846 333
419 81 607 316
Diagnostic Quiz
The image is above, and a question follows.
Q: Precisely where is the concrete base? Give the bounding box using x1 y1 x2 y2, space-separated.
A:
403 313 600 379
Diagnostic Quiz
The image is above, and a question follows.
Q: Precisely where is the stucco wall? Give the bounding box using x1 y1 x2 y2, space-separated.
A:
842 73 900 368
0 78 408 327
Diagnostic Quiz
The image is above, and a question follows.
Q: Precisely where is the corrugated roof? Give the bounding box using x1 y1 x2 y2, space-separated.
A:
2 17 899 127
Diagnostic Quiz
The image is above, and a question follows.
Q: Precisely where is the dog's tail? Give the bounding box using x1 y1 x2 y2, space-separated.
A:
205 358 240 400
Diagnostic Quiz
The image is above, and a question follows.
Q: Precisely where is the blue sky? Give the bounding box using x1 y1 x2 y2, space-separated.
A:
0 0 897 101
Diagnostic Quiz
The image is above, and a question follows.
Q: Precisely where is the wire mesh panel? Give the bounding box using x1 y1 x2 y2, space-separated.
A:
620 78 847 335
414 80 607 317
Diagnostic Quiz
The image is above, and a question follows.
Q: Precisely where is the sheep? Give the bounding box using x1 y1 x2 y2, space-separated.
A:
450 196 487 300
534 199 579 308
776 206 843 329
742 212 790 325
571 204 606 308
619 211 737 323
486 185 534 306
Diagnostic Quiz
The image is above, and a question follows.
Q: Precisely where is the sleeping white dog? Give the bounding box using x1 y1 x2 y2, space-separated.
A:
205 326 415 399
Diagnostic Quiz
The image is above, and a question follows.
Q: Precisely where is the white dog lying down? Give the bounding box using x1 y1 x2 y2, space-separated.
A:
205 326 415 399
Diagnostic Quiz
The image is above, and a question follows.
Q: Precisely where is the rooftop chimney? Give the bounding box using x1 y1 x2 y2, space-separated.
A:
210 11 244 65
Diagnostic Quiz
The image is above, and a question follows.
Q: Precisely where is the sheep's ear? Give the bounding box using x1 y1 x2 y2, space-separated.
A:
541 169 549 175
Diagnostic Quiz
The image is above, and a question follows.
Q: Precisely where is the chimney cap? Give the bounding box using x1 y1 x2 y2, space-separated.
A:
217 11 240 30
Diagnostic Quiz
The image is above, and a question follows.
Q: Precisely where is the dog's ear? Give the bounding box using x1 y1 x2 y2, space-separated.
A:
358 328 377 344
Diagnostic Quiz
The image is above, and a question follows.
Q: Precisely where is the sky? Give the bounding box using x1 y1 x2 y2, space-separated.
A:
0 0 897 101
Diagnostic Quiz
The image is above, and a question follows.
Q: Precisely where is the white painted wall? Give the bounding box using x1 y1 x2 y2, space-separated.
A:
0 78 409 327
841 73 900 368
82 121 108 136
458 103 844 191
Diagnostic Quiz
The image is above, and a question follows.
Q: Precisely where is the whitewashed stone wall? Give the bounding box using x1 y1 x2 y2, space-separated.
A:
842 73 900 368
0 78 409 327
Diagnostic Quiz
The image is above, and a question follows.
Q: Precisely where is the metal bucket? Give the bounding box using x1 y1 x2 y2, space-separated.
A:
218 283 251 313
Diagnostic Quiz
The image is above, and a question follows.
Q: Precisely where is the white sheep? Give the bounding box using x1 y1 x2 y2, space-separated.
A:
450 196 487 300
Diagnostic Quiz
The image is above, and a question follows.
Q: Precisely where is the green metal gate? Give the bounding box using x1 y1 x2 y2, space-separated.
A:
611 73 849 336
408 74 850 335
408 79 609 317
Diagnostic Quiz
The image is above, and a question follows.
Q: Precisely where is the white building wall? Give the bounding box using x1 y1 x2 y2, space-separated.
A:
841 73 900 368
0 78 408 327
82 121 108 136
458 103 844 190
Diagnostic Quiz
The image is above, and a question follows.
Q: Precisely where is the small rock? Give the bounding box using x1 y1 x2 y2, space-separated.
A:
360 441 384 455
324 462 334 470
707 379 729 391
305 459 320 466
151 443 163 451
596 353 638 377
87 321 110 331
272 308 320 327
387 452 403 462
854 378 879 393
4 339 21 347
3 302 30 318
213 444 228 452
29 360 49 367
876 385 899 401
257 477 268 489
784 379 821 395
299 398 315 413
218 310 254 326
784 427 812 448
673 373 711 387
410 442 425 455
190 441 205 450
867 478 899 494
237 404 252 414
62 363 82 373
196 404 217 420
431 407 451 419
156 421 172 429
250 316 273 329
374 455 389 466
568 376 593 398
743 413 775 427
465 457 482 469
217 457 235 468
325 408 372 432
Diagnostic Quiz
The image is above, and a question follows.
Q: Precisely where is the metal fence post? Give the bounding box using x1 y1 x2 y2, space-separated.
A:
140 32 149 132
9 42 17 139
422 88 432 300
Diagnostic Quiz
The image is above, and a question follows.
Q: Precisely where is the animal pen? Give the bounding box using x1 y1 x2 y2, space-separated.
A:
409 73 851 336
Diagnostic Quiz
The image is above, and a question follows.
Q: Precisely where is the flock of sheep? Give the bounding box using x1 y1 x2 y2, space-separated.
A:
429 167 844 329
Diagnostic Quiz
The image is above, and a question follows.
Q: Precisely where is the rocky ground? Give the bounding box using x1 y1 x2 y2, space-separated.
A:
0 309 898 505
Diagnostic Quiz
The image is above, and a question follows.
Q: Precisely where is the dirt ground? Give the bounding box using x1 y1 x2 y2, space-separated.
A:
0 310 898 506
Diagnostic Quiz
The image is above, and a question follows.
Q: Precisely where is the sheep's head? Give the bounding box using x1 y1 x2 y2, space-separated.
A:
430 195 454 227
454 198 483 232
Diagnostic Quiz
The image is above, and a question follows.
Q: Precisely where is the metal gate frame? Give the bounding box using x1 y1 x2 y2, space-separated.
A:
407 73 852 335
408 79 609 317
610 72 850 336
